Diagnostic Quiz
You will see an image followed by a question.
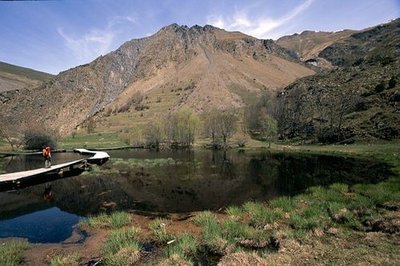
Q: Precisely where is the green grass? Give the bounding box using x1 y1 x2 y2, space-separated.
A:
102 227 141 266
269 196 297 212
49 254 80 266
59 132 126 149
0 239 29 266
80 211 131 229
149 218 175 243
243 201 284 228
167 234 199 259
225 206 244 220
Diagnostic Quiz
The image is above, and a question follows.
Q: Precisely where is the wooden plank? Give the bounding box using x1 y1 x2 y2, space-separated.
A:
0 159 85 182
0 149 110 187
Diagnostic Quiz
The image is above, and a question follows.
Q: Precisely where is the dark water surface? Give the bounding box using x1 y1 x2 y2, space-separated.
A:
0 149 391 243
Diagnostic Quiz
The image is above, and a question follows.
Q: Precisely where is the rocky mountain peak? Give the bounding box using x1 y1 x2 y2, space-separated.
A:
0 23 314 135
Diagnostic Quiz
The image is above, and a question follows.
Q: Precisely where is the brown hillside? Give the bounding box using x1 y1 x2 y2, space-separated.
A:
277 30 355 68
0 61 53 92
0 24 314 136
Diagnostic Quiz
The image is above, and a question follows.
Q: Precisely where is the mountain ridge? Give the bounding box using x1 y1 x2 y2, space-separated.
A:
0 23 314 135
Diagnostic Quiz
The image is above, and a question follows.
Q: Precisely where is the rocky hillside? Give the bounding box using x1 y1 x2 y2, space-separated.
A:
276 19 400 142
0 24 314 135
0 61 52 92
277 30 355 68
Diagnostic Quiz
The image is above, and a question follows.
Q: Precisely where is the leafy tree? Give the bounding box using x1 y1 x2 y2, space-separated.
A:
145 119 165 149
165 108 200 148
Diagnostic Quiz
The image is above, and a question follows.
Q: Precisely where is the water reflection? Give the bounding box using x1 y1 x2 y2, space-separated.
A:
0 150 392 243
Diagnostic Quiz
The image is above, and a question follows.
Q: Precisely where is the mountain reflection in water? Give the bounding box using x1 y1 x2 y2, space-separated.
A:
0 150 391 243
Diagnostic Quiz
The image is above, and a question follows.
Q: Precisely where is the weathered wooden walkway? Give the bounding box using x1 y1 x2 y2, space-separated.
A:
0 149 110 191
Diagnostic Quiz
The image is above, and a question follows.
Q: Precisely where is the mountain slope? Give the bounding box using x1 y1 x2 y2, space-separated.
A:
276 19 400 142
276 30 355 68
0 61 53 92
0 24 314 135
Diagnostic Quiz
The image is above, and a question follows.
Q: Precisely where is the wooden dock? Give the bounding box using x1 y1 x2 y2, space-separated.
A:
0 149 110 191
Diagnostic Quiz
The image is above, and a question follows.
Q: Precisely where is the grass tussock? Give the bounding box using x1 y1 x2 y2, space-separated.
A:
243 201 284 228
49 253 80 266
102 227 141 265
167 234 199 259
149 218 175 243
80 211 131 229
0 239 29 266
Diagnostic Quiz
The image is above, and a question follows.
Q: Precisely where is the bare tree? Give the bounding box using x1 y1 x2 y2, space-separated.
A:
218 109 239 148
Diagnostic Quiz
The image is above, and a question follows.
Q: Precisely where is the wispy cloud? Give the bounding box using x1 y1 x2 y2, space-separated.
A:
207 0 314 39
58 16 137 62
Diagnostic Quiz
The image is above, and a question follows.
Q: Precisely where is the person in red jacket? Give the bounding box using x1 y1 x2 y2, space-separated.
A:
42 145 52 168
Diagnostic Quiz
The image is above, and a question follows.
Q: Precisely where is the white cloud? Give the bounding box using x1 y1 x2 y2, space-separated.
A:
58 16 136 62
207 0 314 39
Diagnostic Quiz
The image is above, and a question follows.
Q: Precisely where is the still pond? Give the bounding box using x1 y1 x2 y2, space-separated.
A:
0 149 391 243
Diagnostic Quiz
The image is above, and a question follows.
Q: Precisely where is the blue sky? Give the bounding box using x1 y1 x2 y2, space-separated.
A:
0 0 398 74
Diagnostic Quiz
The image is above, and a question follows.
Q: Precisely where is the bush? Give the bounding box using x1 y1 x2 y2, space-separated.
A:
24 130 57 150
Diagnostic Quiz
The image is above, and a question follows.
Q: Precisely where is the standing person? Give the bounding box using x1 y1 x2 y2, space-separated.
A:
42 145 52 168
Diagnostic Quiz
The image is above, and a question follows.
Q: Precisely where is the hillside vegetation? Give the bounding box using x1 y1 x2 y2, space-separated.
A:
276 19 400 143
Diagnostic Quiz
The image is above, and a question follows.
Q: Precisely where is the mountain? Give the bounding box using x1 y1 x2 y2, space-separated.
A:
0 61 53 92
0 24 314 135
276 30 356 68
276 19 400 142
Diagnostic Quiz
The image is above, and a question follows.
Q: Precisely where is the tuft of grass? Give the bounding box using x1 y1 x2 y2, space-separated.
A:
158 253 194 266
149 218 175 243
102 227 141 266
269 196 297 212
167 234 199 259
80 211 131 229
226 206 244 220
193 211 218 227
49 254 80 266
243 201 283 228
290 205 329 231
221 219 251 244
353 183 400 206
0 239 29 266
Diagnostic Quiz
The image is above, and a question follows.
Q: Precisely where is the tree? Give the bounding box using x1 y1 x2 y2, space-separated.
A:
165 108 200 148
258 108 278 148
218 109 239 148
86 117 96 134
145 119 165 149
203 109 221 146
0 116 26 150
